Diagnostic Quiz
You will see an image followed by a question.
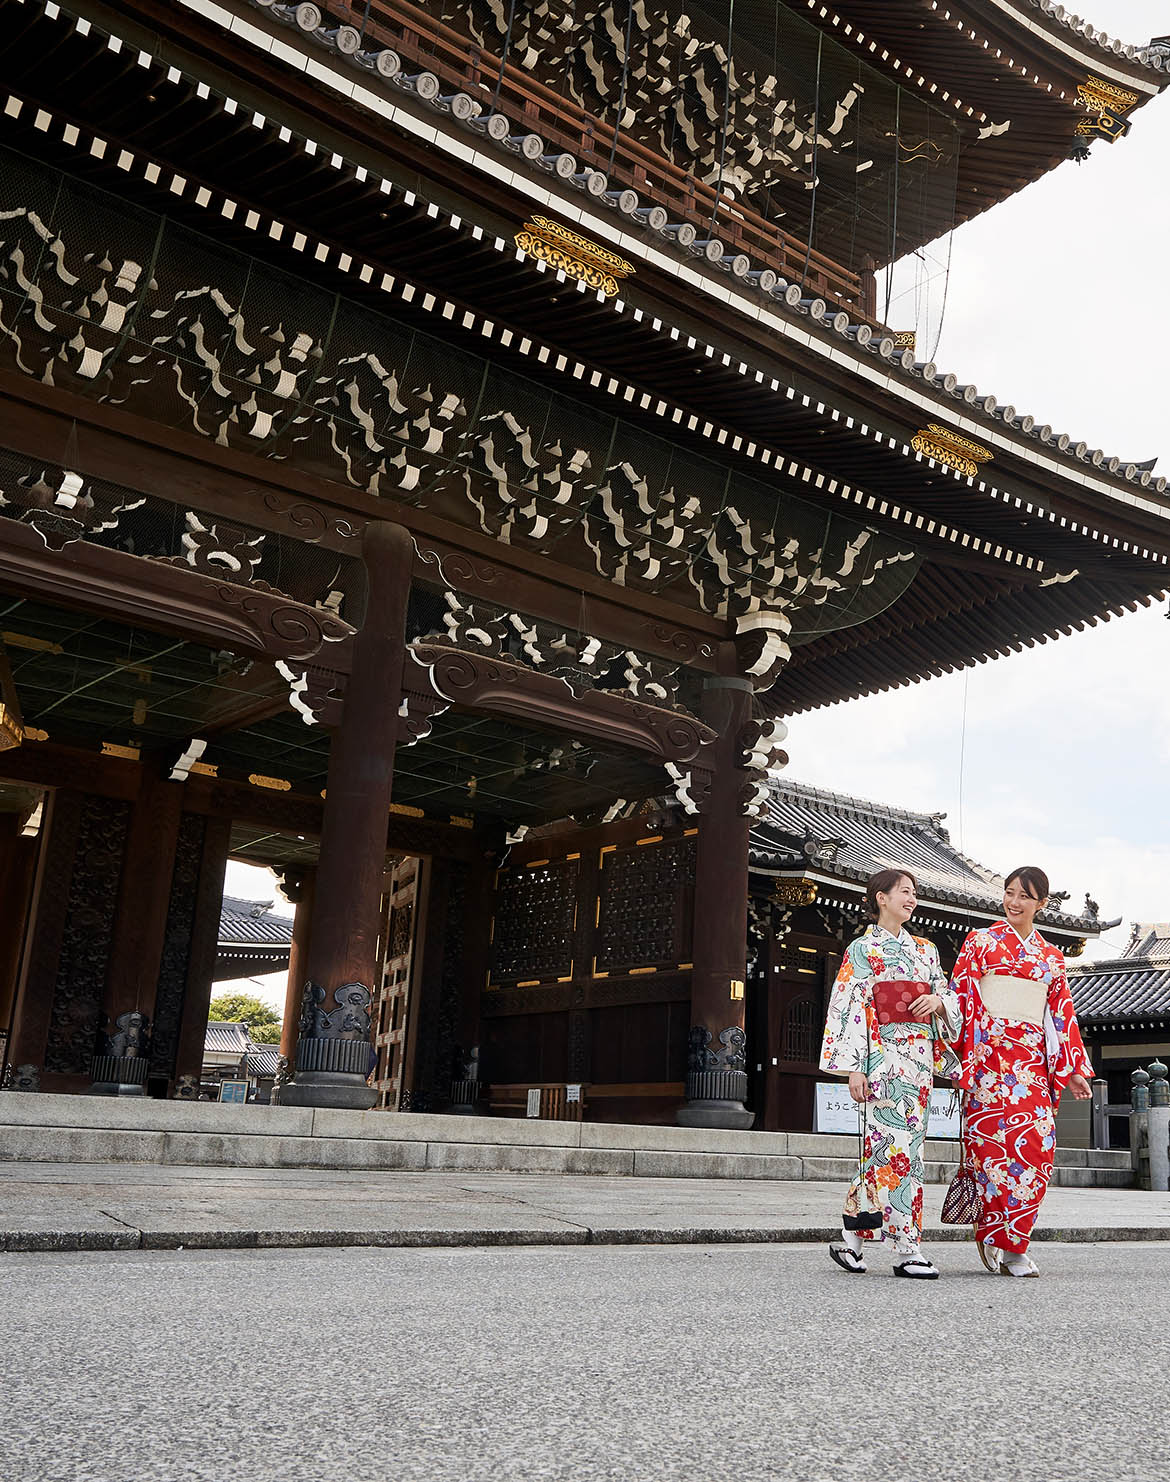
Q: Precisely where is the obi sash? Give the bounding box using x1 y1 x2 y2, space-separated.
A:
979 973 1046 1026
872 979 931 1027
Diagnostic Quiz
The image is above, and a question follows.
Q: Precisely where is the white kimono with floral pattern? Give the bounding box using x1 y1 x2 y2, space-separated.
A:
820 926 961 1243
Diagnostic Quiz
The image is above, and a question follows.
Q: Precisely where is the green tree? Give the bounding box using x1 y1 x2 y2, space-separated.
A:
207 992 282 1044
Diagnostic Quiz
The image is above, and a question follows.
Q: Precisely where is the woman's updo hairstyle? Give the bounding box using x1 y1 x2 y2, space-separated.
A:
865 868 917 921
1005 864 1050 901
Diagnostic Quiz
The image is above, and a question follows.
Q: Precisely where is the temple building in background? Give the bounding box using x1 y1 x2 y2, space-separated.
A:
0 0 1168 1130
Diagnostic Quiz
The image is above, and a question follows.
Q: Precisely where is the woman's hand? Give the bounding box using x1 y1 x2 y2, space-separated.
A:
848 1071 869 1103
909 992 943 1018
1067 1073 1092 1101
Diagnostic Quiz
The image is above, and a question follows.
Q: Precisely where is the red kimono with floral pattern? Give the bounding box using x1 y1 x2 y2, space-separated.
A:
949 921 1093 1253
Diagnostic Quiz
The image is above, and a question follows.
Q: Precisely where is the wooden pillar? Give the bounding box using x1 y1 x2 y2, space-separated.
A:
92 767 185 1094
283 520 412 1111
678 642 754 1129
275 866 316 1072
5 790 82 1086
172 815 231 1089
0 812 38 1053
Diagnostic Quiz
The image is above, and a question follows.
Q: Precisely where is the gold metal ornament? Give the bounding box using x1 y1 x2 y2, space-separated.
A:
772 877 818 907
515 217 635 298
911 424 994 479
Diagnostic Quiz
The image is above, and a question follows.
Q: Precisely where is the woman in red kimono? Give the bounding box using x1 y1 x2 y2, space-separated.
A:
949 865 1093 1276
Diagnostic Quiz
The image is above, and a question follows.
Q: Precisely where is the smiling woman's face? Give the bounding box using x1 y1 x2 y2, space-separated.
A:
877 874 917 926
1004 877 1046 935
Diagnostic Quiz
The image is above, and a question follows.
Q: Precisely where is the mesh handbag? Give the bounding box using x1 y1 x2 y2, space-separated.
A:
941 1105 979 1225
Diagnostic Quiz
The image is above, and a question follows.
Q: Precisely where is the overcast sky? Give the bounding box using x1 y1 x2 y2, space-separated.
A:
797 1 1170 959
224 5 1170 1007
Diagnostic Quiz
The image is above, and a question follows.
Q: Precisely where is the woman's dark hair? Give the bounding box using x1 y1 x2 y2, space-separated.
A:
1005 865 1050 901
865 868 917 920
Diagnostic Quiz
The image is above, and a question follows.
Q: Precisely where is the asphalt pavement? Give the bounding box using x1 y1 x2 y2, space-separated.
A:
1 1239 1167 1482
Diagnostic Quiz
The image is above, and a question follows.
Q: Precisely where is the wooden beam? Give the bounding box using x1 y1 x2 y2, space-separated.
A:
0 374 724 665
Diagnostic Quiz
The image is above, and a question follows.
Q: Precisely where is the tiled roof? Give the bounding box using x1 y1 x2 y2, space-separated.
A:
246 1045 282 1077
749 779 1110 933
1124 923 1170 959
1069 953 1170 1023
218 896 295 948
204 1021 251 1055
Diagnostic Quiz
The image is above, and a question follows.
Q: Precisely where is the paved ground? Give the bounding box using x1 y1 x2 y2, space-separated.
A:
1 1239 1167 1482
1 1161 1168 1251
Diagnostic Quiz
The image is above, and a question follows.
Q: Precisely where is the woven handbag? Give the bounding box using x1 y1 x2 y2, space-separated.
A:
941 1106 979 1225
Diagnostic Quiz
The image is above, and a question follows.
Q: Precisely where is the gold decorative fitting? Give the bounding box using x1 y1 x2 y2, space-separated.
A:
0 701 23 752
0 646 24 750
772 877 819 907
248 773 291 791
1079 77 1140 114
189 761 218 777
729 979 745 1001
1076 79 1138 142
449 814 475 829
892 330 916 351
911 424 994 478
515 216 634 298
101 742 141 761
24 726 48 742
388 802 425 818
1065 939 1087 959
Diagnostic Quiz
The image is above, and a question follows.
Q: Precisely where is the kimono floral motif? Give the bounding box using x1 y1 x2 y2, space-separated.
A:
820 925 961 1244
950 920 1093 1253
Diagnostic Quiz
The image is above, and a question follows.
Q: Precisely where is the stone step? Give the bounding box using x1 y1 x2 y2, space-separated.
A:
0 1093 1135 1187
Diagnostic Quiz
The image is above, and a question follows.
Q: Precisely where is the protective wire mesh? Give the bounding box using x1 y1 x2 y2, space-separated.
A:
426 0 962 273
0 144 922 640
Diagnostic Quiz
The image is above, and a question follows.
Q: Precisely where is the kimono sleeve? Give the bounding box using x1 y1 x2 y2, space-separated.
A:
948 929 985 1091
819 937 874 1076
1044 957 1094 1100
922 938 961 1041
919 939 962 1082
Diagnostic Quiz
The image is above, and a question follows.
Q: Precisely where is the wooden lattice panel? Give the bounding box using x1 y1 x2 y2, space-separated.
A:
491 859 579 985
372 859 418 1111
781 995 820 1066
595 836 695 975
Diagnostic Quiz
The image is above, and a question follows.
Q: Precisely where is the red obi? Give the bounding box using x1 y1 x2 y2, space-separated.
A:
872 980 931 1026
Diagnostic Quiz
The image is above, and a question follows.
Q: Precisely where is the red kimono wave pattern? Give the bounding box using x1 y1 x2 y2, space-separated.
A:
949 921 1093 1253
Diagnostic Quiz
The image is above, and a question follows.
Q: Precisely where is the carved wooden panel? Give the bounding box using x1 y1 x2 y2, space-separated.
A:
595 836 695 974
491 859 579 984
44 795 131 1075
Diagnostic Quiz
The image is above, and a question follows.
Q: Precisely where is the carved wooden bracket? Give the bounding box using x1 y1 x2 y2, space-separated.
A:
407 642 715 764
0 517 355 664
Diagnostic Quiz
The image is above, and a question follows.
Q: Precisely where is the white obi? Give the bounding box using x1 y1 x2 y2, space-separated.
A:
978 974 1046 1026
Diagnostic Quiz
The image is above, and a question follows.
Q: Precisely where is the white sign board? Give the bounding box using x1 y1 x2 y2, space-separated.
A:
815 1082 960 1139
565 1084 582 1103
526 1088 541 1118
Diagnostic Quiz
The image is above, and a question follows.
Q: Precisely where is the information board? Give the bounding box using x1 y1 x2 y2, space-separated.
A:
814 1082 960 1139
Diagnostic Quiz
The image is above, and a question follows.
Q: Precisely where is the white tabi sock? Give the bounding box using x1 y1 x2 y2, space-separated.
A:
841 1227 864 1256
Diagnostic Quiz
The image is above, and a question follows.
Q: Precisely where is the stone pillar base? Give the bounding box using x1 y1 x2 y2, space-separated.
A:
445 1078 482 1115
677 1098 755 1130
676 1062 754 1129
280 1070 376 1110
90 1054 149 1097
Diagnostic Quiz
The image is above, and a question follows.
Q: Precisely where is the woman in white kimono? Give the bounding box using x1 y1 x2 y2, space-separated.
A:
820 868 961 1278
